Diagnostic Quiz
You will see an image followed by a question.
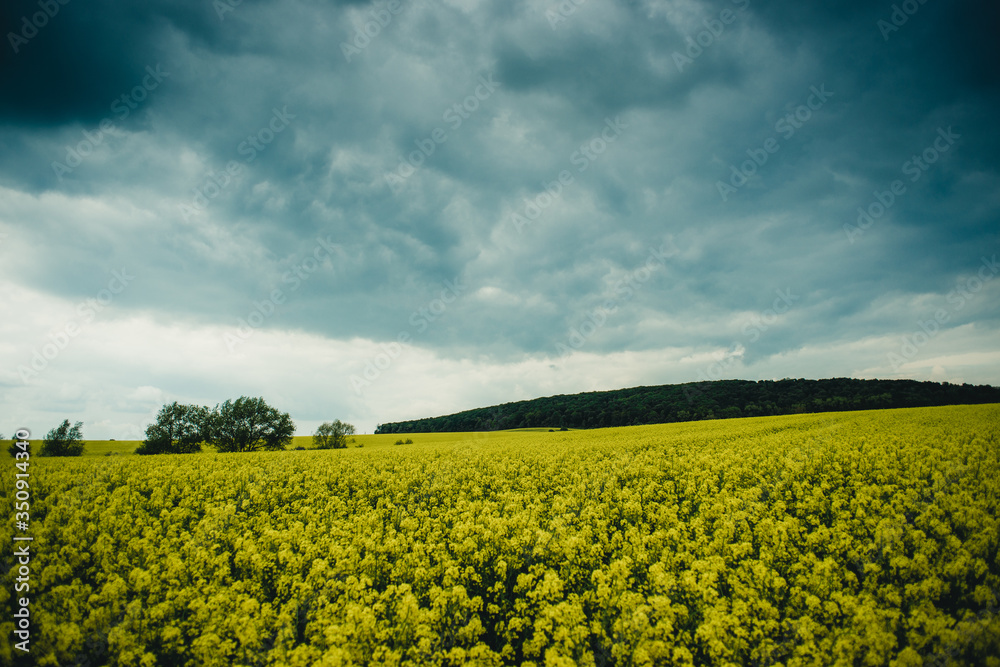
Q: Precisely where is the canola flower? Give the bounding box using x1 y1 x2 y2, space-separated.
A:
1 405 998 666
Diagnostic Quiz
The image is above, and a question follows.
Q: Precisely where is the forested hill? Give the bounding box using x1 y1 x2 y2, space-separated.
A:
374 378 1000 433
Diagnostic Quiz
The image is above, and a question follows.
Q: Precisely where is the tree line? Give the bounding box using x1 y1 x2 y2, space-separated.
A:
136 397 294 454
374 377 1000 433
7 397 356 456
137 397 356 454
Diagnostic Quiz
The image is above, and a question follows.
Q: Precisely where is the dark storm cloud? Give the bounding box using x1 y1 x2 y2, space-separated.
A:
1 0 998 379
2 0 200 125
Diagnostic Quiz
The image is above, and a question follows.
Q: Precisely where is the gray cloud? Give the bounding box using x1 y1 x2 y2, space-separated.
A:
1 0 997 436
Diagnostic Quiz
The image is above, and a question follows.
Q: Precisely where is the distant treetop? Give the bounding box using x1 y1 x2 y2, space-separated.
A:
374 378 1000 434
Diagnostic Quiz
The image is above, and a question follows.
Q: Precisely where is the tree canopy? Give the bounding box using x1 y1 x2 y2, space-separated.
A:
138 397 295 454
375 378 1000 433
208 396 295 453
136 402 211 455
40 419 85 456
313 420 356 449
7 434 31 457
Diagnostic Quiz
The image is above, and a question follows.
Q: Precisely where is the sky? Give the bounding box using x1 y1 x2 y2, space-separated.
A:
1 0 998 439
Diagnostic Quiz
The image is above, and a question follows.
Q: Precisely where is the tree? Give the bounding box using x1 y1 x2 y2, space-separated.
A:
207 397 295 452
313 420 356 449
40 420 85 457
136 402 211 455
7 436 31 457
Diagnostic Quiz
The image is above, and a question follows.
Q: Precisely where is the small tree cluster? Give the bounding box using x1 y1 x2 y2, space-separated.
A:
136 403 211 455
138 397 295 454
211 397 295 453
313 420 356 449
41 420 85 457
7 433 32 457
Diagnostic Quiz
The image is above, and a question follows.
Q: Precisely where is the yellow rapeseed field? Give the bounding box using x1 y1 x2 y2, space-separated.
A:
2 405 998 666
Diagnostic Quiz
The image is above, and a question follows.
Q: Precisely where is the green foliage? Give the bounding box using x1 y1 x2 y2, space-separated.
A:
375 378 1000 433
313 419 356 449
40 419 85 456
136 402 211 455
7 436 31 457
208 396 294 453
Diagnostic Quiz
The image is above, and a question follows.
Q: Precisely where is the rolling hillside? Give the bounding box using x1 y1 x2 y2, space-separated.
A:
375 377 1000 433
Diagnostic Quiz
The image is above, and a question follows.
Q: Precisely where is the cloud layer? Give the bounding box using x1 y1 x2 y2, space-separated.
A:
2 0 998 437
